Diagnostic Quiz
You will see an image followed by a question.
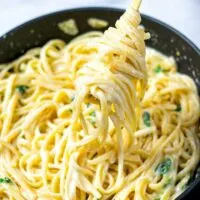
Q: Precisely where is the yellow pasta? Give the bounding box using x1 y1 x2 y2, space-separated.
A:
0 1 199 200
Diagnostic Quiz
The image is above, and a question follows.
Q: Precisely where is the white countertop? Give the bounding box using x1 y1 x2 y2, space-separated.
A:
0 0 200 48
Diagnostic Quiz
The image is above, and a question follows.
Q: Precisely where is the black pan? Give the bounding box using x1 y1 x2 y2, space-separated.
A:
0 7 199 200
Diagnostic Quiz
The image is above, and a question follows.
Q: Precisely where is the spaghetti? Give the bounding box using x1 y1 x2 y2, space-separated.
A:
0 1 199 200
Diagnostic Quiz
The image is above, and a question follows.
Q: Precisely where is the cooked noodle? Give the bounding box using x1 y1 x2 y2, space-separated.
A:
0 1 199 200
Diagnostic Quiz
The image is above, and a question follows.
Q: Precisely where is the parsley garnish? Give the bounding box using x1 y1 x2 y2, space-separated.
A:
16 85 29 95
0 177 12 184
154 65 162 73
156 158 172 175
90 111 96 117
175 104 181 112
89 111 96 125
143 112 151 127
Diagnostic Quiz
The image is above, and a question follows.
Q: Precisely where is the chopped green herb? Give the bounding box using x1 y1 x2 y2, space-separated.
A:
0 177 12 184
4 177 12 183
156 158 172 175
16 85 29 94
175 104 181 112
89 111 96 125
143 112 151 127
90 111 96 117
69 109 73 113
154 198 160 200
22 135 25 139
154 65 162 73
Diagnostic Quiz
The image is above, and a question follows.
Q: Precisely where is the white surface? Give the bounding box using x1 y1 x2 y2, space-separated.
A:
0 0 200 48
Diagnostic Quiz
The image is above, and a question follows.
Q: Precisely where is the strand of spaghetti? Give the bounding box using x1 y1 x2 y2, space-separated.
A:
0 0 199 199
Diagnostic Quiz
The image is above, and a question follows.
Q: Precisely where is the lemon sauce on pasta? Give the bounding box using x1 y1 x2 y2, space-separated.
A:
0 2 199 200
